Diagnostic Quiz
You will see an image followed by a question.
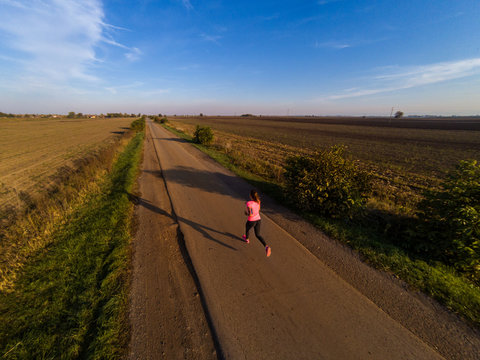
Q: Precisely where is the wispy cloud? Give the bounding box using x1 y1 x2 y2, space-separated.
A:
200 33 222 44
125 47 142 62
0 0 104 81
320 58 480 100
317 0 343 5
258 13 280 21
314 41 350 49
105 81 144 94
181 0 193 10
0 0 139 84
314 36 388 50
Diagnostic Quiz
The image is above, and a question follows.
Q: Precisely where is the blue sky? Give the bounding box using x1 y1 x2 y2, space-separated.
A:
0 0 479 115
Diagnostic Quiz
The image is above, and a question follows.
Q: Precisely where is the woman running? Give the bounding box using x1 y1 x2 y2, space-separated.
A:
242 189 272 257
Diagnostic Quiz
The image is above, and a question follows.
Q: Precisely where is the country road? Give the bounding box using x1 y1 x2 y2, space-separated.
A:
140 119 453 360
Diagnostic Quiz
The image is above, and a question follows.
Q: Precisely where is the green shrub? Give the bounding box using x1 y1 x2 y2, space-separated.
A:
284 146 371 218
193 125 214 145
416 160 480 280
153 116 167 124
130 117 145 132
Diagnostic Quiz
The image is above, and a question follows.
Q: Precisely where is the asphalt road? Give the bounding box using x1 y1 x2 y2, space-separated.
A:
148 120 443 359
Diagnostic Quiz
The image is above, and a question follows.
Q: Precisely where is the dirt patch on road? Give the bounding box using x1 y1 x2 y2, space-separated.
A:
128 127 216 359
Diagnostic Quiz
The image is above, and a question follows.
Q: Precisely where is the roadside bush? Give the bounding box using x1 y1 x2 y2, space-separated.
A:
130 117 145 132
284 146 371 218
415 160 480 281
153 116 167 124
193 125 214 145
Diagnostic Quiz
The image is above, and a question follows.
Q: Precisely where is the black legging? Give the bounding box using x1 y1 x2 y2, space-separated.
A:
245 220 266 247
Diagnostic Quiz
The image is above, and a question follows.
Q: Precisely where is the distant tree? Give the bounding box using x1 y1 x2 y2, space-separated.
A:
394 111 404 119
76 112 83 118
67 111 75 118
199 113 204 117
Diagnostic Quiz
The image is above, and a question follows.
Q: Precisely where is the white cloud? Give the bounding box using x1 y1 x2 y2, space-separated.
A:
0 0 104 81
320 58 480 100
0 0 140 84
315 41 350 49
375 58 480 87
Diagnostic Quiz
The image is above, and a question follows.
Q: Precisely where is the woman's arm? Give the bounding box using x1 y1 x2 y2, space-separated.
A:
245 203 251 216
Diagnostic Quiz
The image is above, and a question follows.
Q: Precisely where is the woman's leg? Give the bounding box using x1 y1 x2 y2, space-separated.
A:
245 221 255 239
253 220 267 247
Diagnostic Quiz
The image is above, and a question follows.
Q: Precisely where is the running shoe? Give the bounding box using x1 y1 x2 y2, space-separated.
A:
242 235 250 243
265 245 271 257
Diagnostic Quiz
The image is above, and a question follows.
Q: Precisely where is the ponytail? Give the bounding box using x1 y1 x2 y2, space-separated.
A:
250 189 261 204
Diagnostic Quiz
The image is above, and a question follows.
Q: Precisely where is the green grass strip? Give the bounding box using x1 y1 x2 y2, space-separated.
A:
162 124 480 327
0 131 144 359
306 215 480 325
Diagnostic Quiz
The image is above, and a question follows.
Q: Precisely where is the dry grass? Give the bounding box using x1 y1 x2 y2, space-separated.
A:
0 117 133 212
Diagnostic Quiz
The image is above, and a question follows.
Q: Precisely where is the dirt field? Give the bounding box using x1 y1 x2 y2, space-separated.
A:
168 116 480 175
0 117 134 211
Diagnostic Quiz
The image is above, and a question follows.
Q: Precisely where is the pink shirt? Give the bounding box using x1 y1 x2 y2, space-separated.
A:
246 200 261 221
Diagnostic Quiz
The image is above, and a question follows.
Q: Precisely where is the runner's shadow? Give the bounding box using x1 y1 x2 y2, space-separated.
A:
128 194 239 250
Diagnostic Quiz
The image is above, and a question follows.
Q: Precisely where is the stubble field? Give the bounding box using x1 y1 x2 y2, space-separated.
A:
0 117 134 213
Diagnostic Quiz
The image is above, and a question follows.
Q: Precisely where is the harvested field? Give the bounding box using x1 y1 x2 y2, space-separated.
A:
0 117 134 211
167 116 480 214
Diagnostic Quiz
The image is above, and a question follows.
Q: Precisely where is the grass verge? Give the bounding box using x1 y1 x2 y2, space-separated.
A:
162 123 480 327
0 131 144 359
